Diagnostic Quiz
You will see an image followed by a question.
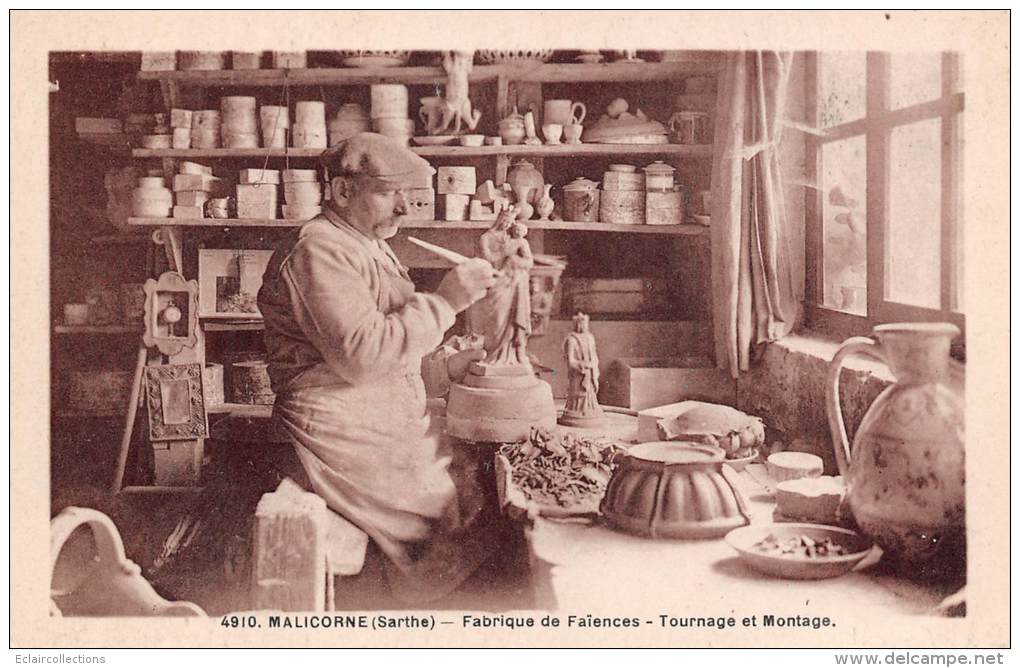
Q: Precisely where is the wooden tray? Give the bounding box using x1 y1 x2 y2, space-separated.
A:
495 453 605 524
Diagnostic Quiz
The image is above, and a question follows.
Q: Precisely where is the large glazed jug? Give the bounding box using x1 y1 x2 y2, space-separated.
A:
826 323 965 576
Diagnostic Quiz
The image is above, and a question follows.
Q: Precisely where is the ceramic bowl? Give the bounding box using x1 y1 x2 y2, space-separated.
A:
600 442 750 539
723 448 759 473
725 523 874 580
459 134 485 147
766 452 824 483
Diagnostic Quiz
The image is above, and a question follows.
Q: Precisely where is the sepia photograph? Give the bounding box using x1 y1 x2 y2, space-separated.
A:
9 9 1010 652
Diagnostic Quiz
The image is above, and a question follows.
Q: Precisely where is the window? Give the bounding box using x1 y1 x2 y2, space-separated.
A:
805 52 964 337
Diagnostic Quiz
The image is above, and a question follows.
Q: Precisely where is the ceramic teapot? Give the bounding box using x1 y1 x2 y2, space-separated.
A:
826 322 965 577
498 106 526 146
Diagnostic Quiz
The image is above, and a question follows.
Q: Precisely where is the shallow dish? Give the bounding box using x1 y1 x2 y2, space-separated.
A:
413 135 458 146
723 448 759 472
459 134 485 147
725 523 873 580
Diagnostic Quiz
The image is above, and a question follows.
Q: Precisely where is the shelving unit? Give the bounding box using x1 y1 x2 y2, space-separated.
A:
136 59 721 87
129 217 707 235
54 324 143 334
115 52 719 490
132 144 712 160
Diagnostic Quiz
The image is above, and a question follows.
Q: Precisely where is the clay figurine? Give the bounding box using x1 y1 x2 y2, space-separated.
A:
445 206 557 442
435 50 482 135
467 208 534 366
560 312 606 427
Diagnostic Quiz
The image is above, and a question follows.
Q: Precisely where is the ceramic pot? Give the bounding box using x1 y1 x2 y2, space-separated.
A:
562 177 600 222
827 322 965 576
643 160 676 191
499 107 527 145
601 442 750 539
506 160 544 219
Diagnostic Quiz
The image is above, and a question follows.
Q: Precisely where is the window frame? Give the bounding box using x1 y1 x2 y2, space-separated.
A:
804 51 966 340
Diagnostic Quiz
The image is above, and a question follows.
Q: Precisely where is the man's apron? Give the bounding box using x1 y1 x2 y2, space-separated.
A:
272 241 496 603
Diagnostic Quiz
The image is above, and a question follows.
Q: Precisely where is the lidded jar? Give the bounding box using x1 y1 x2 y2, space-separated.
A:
562 177 600 223
643 160 676 191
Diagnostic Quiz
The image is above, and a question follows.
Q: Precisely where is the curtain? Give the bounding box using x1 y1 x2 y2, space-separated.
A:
710 51 802 378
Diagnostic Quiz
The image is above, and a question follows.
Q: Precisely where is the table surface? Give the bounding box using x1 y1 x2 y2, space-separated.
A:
519 414 948 621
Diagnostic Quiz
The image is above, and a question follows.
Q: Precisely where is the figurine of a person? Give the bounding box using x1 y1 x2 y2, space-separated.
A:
467 209 534 366
561 312 605 424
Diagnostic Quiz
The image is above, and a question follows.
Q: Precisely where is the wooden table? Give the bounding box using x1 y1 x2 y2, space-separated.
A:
514 413 948 625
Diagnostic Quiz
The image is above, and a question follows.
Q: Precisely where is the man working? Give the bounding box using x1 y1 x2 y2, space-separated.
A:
257 133 499 604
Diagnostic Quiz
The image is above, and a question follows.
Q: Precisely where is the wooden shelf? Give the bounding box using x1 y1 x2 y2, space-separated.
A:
131 143 711 160
90 232 153 245
207 402 274 419
54 324 141 334
55 408 125 419
136 59 720 87
129 217 707 236
202 320 265 331
76 132 133 151
118 485 205 496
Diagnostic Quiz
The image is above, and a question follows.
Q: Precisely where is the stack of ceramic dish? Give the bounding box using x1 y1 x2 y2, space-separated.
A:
643 161 683 226
328 103 370 147
282 169 322 220
236 168 280 219
191 110 221 149
131 175 173 218
292 101 327 149
337 50 410 68
370 84 412 146
259 105 289 149
600 164 645 225
220 96 259 149
178 51 226 71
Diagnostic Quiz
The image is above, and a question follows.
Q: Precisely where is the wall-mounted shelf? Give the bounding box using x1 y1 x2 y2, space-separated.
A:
131 143 711 160
207 402 274 419
201 320 265 332
129 217 708 236
54 325 142 335
137 59 721 87
55 408 126 419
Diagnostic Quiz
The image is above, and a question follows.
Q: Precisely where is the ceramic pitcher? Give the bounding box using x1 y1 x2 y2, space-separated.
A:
826 322 965 575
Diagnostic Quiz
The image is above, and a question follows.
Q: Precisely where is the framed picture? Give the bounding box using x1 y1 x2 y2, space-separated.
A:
143 363 208 442
197 249 274 319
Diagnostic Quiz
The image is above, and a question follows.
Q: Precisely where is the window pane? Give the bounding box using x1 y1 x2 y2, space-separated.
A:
819 52 866 128
888 117 941 308
954 110 964 313
890 52 942 109
821 135 867 314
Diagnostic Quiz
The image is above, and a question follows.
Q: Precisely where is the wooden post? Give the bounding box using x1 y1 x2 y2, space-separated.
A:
252 487 328 612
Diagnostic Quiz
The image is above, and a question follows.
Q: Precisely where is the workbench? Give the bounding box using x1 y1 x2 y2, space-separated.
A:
510 413 954 631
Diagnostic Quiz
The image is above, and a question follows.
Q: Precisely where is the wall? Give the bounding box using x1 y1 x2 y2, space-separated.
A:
735 334 893 474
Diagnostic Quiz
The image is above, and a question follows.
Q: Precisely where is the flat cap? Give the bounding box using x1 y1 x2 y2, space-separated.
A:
321 132 435 188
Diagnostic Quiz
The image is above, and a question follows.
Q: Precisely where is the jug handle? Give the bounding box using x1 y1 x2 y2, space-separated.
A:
826 336 883 477
571 102 587 125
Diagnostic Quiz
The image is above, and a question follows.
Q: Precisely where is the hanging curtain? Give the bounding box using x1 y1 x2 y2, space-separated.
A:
710 51 802 377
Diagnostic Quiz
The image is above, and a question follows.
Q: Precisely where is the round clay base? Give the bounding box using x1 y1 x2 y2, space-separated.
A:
445 377 556 443
558 411 608 428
